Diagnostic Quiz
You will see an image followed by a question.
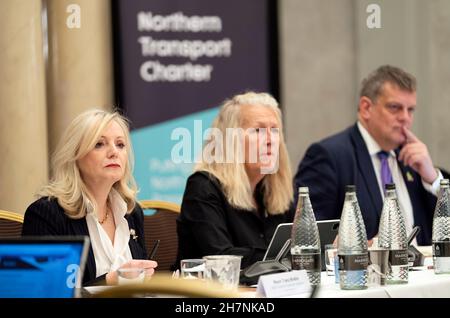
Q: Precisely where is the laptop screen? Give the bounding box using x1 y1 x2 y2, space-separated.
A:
0 236 90 298
263 220 340 270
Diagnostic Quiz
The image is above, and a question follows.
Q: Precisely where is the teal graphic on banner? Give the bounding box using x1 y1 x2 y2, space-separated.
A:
132 107 219 204
115 0 277 206
114 0 276 128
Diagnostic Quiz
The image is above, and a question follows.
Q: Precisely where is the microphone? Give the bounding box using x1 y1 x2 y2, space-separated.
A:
407 226 420 246
407 227 424 267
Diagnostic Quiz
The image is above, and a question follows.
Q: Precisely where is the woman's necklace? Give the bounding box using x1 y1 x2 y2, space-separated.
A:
99 206 110 225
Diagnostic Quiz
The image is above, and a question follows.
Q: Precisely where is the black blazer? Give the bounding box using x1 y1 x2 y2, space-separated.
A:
22 197 147 285
177 171 294 269
294 124 437 245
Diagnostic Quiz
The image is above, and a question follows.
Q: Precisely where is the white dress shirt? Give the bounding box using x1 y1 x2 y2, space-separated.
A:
357 122 442 245
85 189 133 277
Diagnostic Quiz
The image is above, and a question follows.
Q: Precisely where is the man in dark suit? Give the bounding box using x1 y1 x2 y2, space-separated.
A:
294 65 443 245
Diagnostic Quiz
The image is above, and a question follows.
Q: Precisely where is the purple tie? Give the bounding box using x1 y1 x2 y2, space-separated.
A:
377 151 393 192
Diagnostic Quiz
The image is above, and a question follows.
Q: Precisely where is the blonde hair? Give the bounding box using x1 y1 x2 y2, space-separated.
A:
195 92 293 215
39 109 138 219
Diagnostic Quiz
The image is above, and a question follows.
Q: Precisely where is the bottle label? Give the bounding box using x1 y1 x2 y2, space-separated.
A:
291 254 321 271
338 254 368 271
433 242 450 257
389 249 408 266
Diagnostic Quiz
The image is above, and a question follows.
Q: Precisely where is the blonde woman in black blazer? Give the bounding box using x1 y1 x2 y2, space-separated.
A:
23 109 157 285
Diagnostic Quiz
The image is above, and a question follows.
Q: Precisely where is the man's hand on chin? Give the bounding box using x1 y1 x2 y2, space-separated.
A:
398 126 438 184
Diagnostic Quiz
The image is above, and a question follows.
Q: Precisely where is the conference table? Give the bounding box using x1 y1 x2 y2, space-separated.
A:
237 269 450 298
315 269 450 298
85 268 450 298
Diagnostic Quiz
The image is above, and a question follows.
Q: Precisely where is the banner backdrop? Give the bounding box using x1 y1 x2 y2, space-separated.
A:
114 0 277 203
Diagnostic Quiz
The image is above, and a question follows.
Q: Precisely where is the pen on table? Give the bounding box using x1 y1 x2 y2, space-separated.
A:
148 239 160 260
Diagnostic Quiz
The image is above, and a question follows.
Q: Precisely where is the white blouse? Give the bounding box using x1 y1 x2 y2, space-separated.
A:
85 189 133 277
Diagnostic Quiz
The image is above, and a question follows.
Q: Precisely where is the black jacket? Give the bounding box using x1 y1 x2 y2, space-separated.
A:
176 171 294 269
22 197 147 285
294 124 437 245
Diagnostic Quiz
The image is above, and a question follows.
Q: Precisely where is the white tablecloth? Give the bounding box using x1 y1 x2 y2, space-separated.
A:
315 269 450 298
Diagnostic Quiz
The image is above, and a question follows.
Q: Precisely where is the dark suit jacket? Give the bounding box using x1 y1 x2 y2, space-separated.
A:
294 124 437 245
177 171 294 269
22 197 147 285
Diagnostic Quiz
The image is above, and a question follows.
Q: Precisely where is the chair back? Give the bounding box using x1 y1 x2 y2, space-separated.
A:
0 210 24 238
140 200 180 271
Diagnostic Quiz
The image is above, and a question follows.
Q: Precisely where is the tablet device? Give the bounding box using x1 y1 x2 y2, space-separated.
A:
263 219 340 270
0 236 90 298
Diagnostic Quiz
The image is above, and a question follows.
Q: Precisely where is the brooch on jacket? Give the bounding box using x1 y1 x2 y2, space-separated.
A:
130 229 138 241
406 171 414 182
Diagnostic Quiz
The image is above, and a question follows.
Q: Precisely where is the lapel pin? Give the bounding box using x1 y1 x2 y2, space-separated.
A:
406 171 414 182
130 229 138 240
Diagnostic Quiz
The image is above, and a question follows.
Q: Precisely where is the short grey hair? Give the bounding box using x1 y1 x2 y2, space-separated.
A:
360 65 416 102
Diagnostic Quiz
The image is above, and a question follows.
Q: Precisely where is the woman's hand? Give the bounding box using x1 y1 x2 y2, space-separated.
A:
106 259 158 285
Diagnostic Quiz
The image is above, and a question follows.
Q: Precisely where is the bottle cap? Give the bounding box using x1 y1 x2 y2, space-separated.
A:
345 185 356 192
298 186 309 194
385 183 396 190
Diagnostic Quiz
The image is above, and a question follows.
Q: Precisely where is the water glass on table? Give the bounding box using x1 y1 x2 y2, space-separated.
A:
180 259 205 279
203 255 242 291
